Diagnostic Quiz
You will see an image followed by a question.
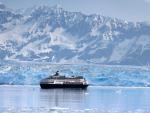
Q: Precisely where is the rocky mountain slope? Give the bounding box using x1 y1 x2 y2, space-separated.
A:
0 4 150 65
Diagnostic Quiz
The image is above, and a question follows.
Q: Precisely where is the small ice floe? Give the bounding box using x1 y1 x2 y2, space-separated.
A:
115 89 122 94
85 92 89 95
50 107 69 110
85 108 98 112
48 107 69 113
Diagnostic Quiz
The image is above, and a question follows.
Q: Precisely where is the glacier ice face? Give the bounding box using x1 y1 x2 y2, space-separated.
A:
0 61 150 86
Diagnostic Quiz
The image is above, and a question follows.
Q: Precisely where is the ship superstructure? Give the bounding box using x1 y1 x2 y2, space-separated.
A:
40 71 88 89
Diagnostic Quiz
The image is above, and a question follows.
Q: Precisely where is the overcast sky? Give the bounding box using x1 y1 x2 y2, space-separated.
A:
0 0 150 22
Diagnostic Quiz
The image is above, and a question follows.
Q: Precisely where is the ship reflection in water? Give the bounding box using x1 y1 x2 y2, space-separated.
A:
0 86 150 113
39 88 87 108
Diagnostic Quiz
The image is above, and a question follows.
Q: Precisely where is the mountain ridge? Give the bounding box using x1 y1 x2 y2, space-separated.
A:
0 4 150 65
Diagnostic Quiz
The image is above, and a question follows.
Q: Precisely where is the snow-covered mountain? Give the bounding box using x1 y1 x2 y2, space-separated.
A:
0 4 150 65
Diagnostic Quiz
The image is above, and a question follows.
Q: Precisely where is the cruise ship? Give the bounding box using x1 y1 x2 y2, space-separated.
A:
40 71 89 89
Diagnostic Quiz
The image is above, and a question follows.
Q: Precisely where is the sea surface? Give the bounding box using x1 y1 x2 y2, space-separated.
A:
0 85 150 113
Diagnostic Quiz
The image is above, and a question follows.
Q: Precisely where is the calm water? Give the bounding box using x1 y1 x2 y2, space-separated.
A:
0 86 150 113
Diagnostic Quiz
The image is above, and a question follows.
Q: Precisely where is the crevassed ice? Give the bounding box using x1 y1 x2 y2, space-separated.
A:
0 62 150 87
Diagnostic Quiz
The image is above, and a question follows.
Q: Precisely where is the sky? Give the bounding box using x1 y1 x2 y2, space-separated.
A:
0 0 150 22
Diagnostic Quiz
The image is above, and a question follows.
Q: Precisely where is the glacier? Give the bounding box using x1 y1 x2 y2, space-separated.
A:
0 61 150 86
0 3 150 87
